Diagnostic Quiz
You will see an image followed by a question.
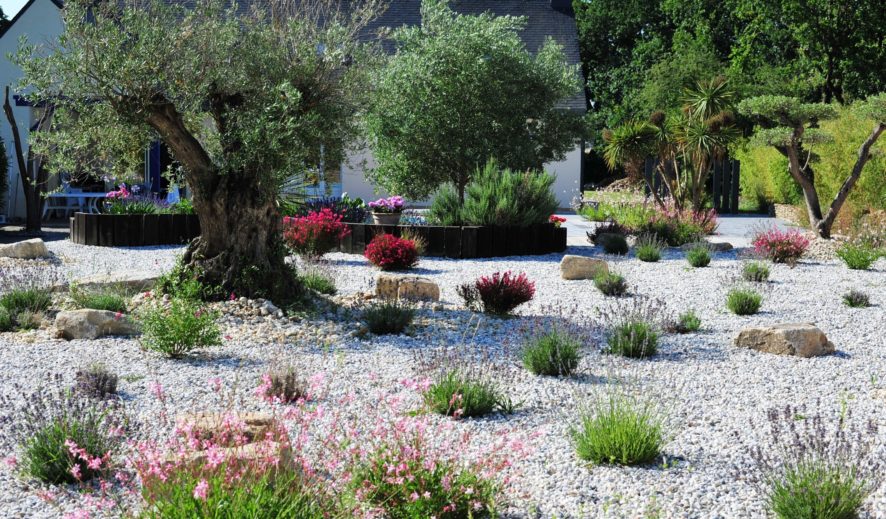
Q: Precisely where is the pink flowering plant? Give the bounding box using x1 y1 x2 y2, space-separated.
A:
457 271 536 315
282 208 351 258
751 226 810 266
368 196 405 214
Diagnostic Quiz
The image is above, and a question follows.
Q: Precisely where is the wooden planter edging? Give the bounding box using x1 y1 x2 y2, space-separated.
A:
70 212 201 247
338 223 567 258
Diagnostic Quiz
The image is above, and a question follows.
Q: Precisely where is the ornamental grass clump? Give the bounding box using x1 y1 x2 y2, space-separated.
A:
594 272 628 297
742 261 771 283
256 365 307 404
362 300 415 335
747 407 884 519
364 234 419 271
685 243 712 268
586 220 629 245
423 370 513 418
667 310 701 334
842 290 870 308
726 288 763 315
835 241 879 270
300 267 337 295
457 271 535 315
138 299 221 358
69 285 128 313
570 390 665 466
282 208 351 258
0 374 127 484
0 287 52 330
600 298 665 358
521 327 582 376
751 226 809 266
634 233 663 262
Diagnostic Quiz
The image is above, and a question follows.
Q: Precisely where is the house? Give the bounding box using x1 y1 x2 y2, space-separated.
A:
0 0 587 220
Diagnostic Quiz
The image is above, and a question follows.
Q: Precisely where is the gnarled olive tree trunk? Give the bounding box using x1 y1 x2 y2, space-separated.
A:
145 100 301 302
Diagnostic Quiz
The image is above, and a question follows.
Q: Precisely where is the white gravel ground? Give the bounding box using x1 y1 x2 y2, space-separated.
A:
1 238 885 518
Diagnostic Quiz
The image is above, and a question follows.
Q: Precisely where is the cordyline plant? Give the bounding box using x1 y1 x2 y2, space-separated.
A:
15 0 382 303
738 93 886 239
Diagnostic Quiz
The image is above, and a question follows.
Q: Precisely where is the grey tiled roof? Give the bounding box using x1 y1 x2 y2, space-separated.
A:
364 1 586 111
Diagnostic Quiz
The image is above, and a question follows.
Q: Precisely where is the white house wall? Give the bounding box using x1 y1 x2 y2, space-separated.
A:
341 145 583 209
0 0 64 220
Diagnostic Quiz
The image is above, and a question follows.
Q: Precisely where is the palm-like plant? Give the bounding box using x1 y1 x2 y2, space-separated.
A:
601 120 657 181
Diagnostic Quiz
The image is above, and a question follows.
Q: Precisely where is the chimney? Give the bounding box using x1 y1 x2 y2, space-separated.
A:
550 0 575 16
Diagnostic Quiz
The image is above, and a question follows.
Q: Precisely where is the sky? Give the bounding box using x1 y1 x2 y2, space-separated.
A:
0 0 28 20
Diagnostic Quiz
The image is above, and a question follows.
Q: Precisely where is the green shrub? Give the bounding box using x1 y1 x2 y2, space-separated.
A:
362 301 414 335
726 288 763 315
570 392 664 466
685 244 711 268
154 262 219 301
428 160 558 227
640 219 706 247
669 310 701 334
141 463 325 519
842 289 870 308
767 461 869 519
69 285 127 313
0 306 11 332
138 299 222 358
300 270 336 295
521 328 582 376
594 272 628 297
836 242 879 270
607 320 659 358
423 370 512 418
742 261 771 282
634 234 663 262
597 233 629 255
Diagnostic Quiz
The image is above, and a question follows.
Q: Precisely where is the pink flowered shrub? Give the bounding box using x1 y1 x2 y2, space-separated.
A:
282 208 351 258
364 234 419 270
457 271 536 315
751 226 810 266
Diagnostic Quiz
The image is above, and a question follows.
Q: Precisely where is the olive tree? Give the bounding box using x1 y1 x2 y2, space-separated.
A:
364 0 585 202
17 0 380 301
739 94 886 238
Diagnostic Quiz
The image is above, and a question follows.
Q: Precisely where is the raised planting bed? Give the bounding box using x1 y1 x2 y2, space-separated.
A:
70 212 201 247
338 223 567 258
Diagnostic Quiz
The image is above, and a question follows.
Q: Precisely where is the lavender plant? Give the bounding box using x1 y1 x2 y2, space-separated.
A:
598 298 667 358
74 364 119 399
746 406 883 519
0 374 127 484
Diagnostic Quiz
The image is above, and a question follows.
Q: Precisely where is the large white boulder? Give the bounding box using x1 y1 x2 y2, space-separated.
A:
55 309 139 340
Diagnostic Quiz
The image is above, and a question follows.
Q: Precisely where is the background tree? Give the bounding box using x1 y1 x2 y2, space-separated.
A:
738 94 886 238
2 88 53 233
365 0 585 203
17 0 380 301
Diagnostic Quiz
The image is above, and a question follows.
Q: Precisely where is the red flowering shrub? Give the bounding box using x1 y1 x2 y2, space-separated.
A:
457 271 535 315
751 226 810 266
282 208 350 258
364 234 419 270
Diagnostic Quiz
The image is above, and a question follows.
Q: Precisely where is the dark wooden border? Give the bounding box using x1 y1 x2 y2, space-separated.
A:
338 223 566 258
70 213 200 247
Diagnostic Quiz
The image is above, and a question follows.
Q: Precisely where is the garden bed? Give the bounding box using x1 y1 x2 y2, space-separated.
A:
70 212 200 247
337 222 567 258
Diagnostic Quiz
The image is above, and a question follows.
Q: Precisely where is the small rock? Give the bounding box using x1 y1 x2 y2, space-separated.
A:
560 255 609 280
375 273 440 302
74 270 159 292
734 323 835 357
0 238 49 259
55 309 139 340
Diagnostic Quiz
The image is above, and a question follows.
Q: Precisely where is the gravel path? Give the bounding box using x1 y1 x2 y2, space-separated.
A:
0 239 884 518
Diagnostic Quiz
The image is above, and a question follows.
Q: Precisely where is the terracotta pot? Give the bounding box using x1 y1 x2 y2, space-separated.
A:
371 212 402 225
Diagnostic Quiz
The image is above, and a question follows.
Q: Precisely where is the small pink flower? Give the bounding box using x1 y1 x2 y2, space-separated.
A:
114 311 123 321
3 455 17 468
193 479 209 501
69 463 82 480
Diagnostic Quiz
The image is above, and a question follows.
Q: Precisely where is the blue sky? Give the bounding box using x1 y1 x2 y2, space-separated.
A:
1 0 28 20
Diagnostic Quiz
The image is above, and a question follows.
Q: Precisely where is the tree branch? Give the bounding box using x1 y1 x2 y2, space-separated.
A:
820 122 885 229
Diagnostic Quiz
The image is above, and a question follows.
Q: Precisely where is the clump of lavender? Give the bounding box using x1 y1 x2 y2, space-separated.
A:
745 405 883 519
0 374 128 484
75 364 119 399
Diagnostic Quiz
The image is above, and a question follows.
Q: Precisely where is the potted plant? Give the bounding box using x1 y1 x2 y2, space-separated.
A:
368 196 405 225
